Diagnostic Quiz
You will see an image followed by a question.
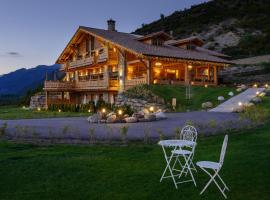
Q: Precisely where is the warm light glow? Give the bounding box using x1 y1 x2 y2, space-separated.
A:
265 84 269 88
256 91 260 95
238 102 242 106
118 110 123 115
95 50 99 56
37 107 41 111
188 65 193 70
153 79 158 84
149 106 154 112
22 106 26 109
58 109 62 113
204 84 208 88
191 81 194 85
253 84 258 88
88 109 91 113
155 62 162 66
113 47 116 52
102 108 106 113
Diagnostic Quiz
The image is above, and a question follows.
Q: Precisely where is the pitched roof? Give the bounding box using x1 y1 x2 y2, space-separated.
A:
136 31 172 41
58 26 232 64
168 36 204 46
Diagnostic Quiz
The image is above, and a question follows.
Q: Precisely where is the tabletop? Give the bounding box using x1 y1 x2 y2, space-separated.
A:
158 139 196 147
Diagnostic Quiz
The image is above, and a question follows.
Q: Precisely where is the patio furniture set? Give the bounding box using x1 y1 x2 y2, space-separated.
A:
158 125 229 199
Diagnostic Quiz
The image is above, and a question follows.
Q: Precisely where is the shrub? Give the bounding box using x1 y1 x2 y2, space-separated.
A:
174 127 181 139
240 106 268 125
157 128 165 140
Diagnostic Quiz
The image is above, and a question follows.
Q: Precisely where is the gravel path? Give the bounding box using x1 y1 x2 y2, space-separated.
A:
1 112 241 141
210 88 265 112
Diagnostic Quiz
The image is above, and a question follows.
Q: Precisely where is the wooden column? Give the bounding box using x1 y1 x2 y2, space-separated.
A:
45 91 48 110
104 65 109 89
118 50 126 93
146 60 151 85
184 64 190 85
208 65 210 81
214 65 218 85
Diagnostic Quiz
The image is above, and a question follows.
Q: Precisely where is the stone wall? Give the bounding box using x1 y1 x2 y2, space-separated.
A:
29 94 46 109
115 94 167 112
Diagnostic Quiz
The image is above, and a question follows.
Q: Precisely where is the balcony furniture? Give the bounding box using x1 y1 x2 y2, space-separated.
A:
196 135 229 199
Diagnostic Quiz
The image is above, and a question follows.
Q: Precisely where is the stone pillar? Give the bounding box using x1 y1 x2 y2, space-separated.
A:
146 60 152 85
118 50 126 93
103 92 109 102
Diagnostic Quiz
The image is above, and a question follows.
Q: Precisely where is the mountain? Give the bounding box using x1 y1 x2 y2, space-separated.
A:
134 0 270 59
0 64 61 96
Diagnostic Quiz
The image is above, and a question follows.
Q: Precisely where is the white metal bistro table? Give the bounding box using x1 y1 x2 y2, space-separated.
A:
158 139 196 189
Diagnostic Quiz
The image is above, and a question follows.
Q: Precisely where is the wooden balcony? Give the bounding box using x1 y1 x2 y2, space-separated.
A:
44 81 75 91
96 47 108 63
125 77 147 90
69 56 94 68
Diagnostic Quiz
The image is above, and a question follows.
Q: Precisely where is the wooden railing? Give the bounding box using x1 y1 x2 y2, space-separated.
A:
96 47 108 63
44 81 75 91
75 79 108 90
69 56 94 68
125 77 147 89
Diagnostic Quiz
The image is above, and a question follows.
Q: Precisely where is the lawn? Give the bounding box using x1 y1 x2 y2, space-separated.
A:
0 124 269 200
149 85 236 111
0 106 90 120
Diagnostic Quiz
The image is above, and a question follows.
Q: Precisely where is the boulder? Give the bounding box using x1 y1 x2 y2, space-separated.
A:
259 92 266 97
106 112 116 118
144 114 156 121
233 106 244 113
87 113 100 123
138 118 150 122
142 108 150 115
236 88 242 92
251 97 262 104
132 113 144 119
228 91 234 97
202 102 213 109
154 111 167 120
218 96 225 101
106 114 117 123
265 88 270 96
124 117 137 123
123 114 129 118
246 102 255 107
240 84 247 90
99 119 107 123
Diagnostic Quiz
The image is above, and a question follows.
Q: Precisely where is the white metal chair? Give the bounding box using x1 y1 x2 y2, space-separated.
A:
196 135 230 199
171 125 198 186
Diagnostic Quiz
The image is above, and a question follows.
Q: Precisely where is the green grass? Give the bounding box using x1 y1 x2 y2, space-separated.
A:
0 97 269 200
0 125 269 200
0 106 90 120
149 85 236 111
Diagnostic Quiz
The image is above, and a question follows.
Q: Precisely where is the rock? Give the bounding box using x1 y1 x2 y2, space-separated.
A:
142 108 150 115
251 97 262 104
259 92 266 97
87 113 101 123
265 88 270 96
106 114 117 123
138 118 150 122
228 91 234 96
132 113 144 119
124 117 137 123
154 111 167 120
233 106 244 113
106 112 115 118
236 88 242 92
218 96 225 101
202 102 213 109
123 114 129 118
246 102 255 107
99 119 107 123
240 84 247 90
144 114 156 121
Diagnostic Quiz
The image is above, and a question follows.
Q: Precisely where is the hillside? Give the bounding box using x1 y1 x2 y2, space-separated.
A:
0 64 60 96
134 0 270 59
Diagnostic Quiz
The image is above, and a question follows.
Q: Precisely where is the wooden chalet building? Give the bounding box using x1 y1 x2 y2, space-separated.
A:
44 19 231 106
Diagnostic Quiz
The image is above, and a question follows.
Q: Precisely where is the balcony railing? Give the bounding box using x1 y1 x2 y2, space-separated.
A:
96 47 108 63
125 77 147 89
44 81 75 91
69 56 94 68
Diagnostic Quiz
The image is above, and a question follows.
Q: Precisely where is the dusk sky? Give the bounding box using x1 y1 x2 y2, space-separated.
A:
0 0 207 75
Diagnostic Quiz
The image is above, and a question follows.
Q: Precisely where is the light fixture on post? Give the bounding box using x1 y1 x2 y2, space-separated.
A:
188 64 193 70
253 83 258 88
204 84 208 88
238 102 242 107
118 109 123 116
102 108 106 113
265 84 269 88
149 106 154 113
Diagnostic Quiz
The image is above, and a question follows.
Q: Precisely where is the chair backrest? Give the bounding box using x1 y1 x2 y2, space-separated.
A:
219 135 228 166
180 125 197 142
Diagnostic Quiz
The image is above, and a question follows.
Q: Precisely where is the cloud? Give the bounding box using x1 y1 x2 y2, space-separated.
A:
6 52 21 57
0 52 22 57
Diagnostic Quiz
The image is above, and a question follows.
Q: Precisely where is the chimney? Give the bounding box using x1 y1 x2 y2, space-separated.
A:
107 19 116 31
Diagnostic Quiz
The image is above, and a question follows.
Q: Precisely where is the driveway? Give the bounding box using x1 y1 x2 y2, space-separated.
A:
1 111 242 141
